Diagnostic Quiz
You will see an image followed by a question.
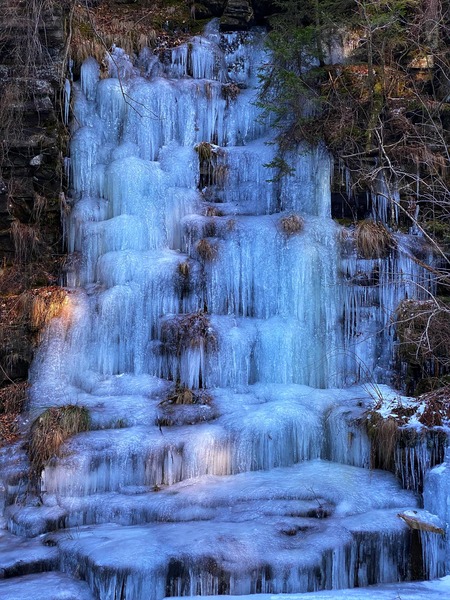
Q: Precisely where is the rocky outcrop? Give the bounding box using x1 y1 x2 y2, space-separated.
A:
0 1 66 394
220 0 254 29
192 0 228 20
191 0 275 27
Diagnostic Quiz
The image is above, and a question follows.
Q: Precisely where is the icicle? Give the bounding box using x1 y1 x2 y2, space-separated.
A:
63 78 71 126
80 57 100 101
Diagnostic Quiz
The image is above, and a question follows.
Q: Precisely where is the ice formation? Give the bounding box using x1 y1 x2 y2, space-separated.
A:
0 19 448 600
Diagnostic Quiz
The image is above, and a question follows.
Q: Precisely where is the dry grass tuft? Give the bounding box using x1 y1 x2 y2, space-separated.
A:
167 385 194 405
178 261 190 278
367 411 399 470
279 214 304 235
204 206 224 217
11 221 42 264
176 260 192 297
195 142 227 187
29 405 90 476
160 384 212 407
19 287 70 332
195 141 213 162
161 311 216 355
222 83 240 102
196 238 218 261
354 219 396 259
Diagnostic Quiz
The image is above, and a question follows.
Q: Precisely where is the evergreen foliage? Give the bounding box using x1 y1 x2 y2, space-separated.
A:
259 0 450 220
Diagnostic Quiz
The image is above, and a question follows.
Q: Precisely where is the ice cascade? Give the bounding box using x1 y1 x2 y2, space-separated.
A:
0 22 447 600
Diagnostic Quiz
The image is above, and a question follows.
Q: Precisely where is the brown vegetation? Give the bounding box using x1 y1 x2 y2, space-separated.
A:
279 214 304 235
195 141 214 162
160 384 212 407
68 0 197 64
160 311 216 356
177 260 190 278
367 411 400 471
195 142 227 188
354 219 396 259
419 385 450 428
395 299 450 376
196 238 218 261
29 405 90 476
204 206 224 217
222 82 240 103
0 382 28 447
22 287 69 333
156 385 216 426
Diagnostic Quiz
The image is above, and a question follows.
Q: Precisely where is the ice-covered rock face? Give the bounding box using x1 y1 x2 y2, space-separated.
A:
31 24 436 397
32 25 348 396
4 20 444 600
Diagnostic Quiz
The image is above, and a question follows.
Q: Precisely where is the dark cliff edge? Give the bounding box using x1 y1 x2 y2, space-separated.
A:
0 0 67 443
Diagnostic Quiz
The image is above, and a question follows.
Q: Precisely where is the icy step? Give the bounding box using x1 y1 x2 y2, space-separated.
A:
9 459 416 536
29 373 172 428
31 385 372 498
167 577 450 600
398 509 445 535
7 504 68 538
48 507 416 599
0 441 29 510
0 529 58 578
0 571 95 600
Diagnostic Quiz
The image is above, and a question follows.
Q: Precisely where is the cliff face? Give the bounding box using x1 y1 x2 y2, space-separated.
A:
0 0 66 439
0 0 65 267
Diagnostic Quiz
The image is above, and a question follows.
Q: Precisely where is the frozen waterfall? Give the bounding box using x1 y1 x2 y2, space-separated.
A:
1 19 448 600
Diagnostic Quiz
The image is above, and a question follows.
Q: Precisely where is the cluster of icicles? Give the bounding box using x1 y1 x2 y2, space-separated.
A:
3 19 447 600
